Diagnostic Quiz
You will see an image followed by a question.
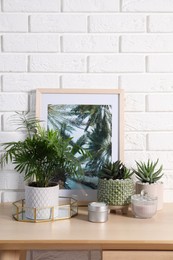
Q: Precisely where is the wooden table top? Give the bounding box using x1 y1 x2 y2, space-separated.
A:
0 203 173 251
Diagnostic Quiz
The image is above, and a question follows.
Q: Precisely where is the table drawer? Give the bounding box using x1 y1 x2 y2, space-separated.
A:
103 251 173 260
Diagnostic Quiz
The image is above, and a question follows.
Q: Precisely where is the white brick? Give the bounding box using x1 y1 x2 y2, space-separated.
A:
162 171 173 189
0 160 14 171
148 55 173 72
3 112 35 131
148 94 173 111
122 0 173 12
89 14 145 33
125 112 173 131
125 93 145 112
1 191 24 202
89 55 145 72
122 35 173 53
62 35 118 53
0 93 28 111
125 133 146 151
0 172 24 190
61 74 118 89
149 15 173 32
125 151 173 170
163 189 173 203
0 131 25 142
3 0 60 12
120 74 173 92
3 34 60 53
63 0 119 12
0 55 27 72
0 14 27 32
3 74 60 92
148 133 173 151
31 14 87 33
30 55 86 72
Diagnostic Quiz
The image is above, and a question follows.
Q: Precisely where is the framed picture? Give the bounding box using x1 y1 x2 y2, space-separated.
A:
36 89 124 204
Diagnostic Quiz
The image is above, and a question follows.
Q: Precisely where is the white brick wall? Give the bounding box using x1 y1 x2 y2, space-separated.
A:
122 35 173 52
89 14 146 32
1 0 173 259
0 55 27 72
61 74 118 89
3 34 60 52
63 0 119 12
3 74 60 91
0 14 28 32
89 55 145 72
30 54 87 72
122 0 173 12
30 14 87 32
62 34 119 53
149 15 173 32
3 0 61 12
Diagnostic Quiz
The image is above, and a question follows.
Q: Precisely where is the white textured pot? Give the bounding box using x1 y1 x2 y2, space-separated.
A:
136 181 163 210
25 183 59 220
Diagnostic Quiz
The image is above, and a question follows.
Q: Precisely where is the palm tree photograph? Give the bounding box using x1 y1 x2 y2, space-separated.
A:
47 104 112 191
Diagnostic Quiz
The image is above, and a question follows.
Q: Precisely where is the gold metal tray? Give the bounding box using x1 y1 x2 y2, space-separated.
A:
12 196 78 223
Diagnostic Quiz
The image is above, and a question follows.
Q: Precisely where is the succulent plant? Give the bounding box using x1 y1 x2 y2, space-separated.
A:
99 160 133 180
97 161 134 207
133 159 163 184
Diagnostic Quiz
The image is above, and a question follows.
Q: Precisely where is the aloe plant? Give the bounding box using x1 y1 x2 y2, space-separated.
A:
99 160 133 180
133 159 163 184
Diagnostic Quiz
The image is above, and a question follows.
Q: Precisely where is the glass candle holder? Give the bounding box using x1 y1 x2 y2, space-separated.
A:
131 192 158 219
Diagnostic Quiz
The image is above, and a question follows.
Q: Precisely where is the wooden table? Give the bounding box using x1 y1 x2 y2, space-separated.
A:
0 203 173 260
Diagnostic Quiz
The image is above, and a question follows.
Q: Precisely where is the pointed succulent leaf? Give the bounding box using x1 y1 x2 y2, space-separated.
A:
133 159 163 183
99 160 133 180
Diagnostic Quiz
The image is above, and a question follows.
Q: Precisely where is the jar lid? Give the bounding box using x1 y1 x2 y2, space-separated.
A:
88 202 108 212
131 190 157 205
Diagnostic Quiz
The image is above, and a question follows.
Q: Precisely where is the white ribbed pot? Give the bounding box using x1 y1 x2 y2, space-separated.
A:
25 183 59 220
136 181 163 210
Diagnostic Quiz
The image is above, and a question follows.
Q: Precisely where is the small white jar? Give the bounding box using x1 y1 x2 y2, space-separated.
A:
131 193 157 219
88 202 108 223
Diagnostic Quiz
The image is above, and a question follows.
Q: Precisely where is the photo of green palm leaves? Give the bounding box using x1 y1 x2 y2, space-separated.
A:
48 104 112 190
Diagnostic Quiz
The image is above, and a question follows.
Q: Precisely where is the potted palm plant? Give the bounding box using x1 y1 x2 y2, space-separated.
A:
132 159 164 210
1 113 86 220
97 160 134 214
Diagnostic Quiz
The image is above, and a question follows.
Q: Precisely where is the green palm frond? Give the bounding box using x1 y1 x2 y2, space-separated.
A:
1 113 89 187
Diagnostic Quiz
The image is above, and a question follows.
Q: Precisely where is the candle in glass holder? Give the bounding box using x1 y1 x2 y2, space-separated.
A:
131 193 157 219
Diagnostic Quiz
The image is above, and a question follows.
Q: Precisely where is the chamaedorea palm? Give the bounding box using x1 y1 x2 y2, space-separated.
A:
1 113 87 187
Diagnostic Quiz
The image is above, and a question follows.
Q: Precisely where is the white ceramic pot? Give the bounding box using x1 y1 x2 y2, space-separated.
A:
25 183 59 220
135 181 163 210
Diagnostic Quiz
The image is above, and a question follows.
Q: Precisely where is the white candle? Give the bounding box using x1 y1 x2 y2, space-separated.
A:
131 194 157 219
132 203 157 218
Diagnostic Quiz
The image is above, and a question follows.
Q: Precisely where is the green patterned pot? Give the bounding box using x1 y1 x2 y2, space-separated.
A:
97 178 135 206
